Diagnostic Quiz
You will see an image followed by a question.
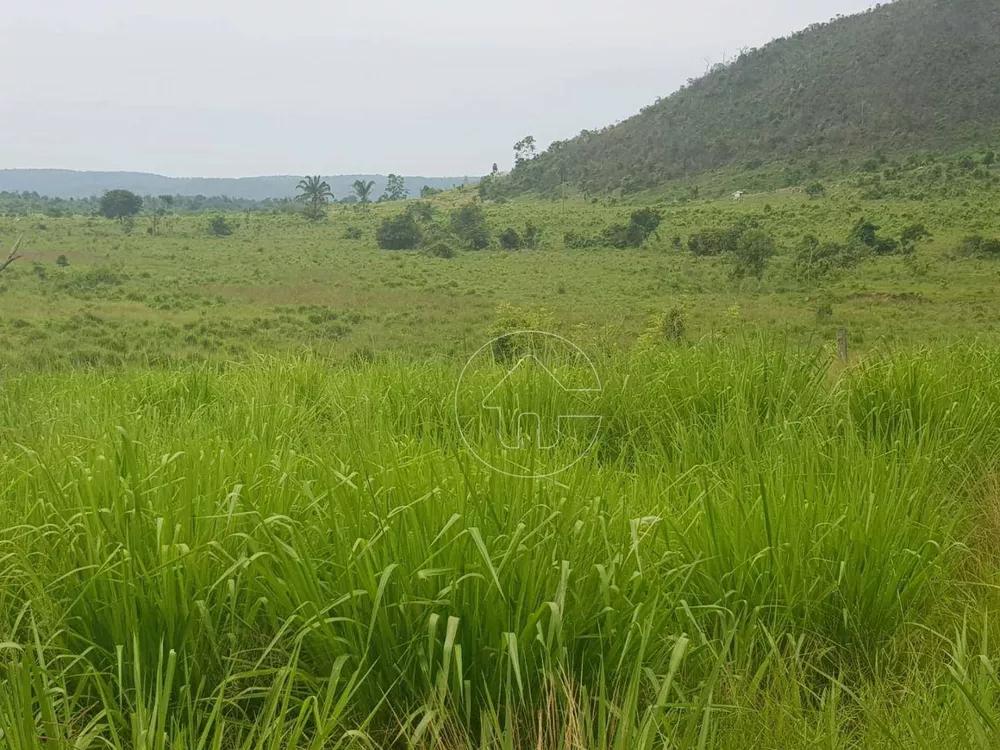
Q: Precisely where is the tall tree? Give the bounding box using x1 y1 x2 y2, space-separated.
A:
514 136 537 167
98 190 143 222
379 174 407 203
295 175 334 220
352 179 376 205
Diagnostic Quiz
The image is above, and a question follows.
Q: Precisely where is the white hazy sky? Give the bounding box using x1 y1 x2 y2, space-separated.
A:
1 0 883 177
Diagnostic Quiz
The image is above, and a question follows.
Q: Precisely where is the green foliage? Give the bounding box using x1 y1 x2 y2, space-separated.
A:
688 229 730 256
405 201 436 222
873 235 901 255
850 218 881 247
420 185 443 198
295 175 334 220
379 173 407 203
628 207 663 241
207 214 234 237
449 203 491 249
958 235 1000 256
600 208 664 248
352 179 376 205
901 222 932 250
523 221 541 249
806 181 826 198
688 217 758 257
513 135 538 167
98 189 142 221
498 227 522 250
794 234 868 280
425 241 456 258
731 228 777 279
55 254 69 267
376 211 422 250
850 217 903 255
563 230 592 249
4 346 1000 744
664 306 686 340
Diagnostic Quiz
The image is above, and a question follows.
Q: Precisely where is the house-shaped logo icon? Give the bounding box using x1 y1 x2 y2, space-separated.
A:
480 355 601 451
455 331 603 479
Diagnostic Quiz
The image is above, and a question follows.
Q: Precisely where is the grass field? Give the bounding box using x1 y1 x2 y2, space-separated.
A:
3 178 1000 747
2 175 1000 370
3 344 1000 747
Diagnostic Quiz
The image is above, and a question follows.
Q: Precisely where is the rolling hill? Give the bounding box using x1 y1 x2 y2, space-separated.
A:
511 0 1000 194
0 170 471 200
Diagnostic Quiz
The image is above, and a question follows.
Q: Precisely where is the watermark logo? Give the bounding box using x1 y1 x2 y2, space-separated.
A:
454 331 602 478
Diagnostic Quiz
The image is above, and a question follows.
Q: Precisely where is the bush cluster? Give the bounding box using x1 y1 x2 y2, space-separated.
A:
375 202 542 255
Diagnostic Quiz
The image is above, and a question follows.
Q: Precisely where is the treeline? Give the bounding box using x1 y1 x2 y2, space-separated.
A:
0 191 296 217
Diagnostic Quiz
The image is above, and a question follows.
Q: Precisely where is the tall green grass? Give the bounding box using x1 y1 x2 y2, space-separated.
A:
3 341 1000 747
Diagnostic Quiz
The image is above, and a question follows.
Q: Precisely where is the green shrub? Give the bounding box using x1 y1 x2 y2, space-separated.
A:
564 231 593 249
628 207 663 241
406 201 436 222
794 234 868 280
806 182 826 198
426 242 456 259
450 203 491 249
376 213 422 250
499 228 522 250
688 229 729 256
873 236 901 255
984 239 1000 255
961 235 1000 256
522 222 541 249
688 218 759 257
731 228 777 280
850 218 880 247
900 223 931 251
600 224 631 249
207 215 234 237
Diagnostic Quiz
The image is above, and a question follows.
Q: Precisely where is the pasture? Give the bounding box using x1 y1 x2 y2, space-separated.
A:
1 183 1000 370
3 184 1000 747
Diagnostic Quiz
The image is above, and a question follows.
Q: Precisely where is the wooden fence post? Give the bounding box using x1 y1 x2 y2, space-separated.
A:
837 328 849 363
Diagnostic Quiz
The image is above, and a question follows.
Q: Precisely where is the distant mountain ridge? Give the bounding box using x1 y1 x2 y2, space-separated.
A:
512 0 1000 194
0 170 471 200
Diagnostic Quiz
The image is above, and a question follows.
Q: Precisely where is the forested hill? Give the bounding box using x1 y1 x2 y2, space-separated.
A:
511 0 1000 194
0 170 471 200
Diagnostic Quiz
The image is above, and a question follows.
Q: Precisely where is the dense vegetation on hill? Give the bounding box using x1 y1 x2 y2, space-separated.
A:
510 0 1000 195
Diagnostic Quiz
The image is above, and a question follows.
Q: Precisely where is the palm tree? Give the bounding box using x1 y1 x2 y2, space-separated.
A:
352 179 376 206
295 175 334 220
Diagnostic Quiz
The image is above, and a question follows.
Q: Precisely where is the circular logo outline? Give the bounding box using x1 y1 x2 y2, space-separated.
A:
453 330 603 479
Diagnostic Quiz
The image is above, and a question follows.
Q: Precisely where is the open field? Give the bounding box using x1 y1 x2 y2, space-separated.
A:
3 343 1000 747
2 176 1000 370
3 177 1000 747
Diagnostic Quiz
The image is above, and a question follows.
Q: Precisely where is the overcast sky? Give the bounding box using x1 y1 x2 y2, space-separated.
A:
1 0 883 178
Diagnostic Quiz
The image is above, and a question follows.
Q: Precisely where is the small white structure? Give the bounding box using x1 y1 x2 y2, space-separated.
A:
732 191 744 201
